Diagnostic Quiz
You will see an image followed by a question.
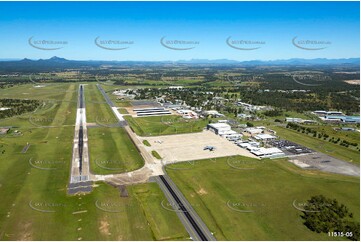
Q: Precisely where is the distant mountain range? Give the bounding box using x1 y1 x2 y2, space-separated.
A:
0 56 359 72
176 58 360 65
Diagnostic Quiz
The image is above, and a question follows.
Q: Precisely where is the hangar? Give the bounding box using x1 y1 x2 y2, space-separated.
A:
207 123 232 135
250 147 285 158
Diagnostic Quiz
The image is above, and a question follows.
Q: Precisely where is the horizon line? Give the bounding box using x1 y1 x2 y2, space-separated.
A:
1 56 360 62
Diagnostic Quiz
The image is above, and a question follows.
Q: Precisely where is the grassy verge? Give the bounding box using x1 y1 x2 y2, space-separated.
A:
118 108 129 114
151 150 162 159
143 140 151 147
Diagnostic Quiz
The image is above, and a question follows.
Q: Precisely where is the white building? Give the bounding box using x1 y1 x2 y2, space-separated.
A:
245 127 263 135
207 123 232 135
286 117 303 123
237 102 270 111
168 86 183 90
133 107 171 117
177 109 199 119
250 147 285 158
203 110 224 117
113 89 136 99
254 134 277 141
221 130 242 140
238 141 260 149
313 110 344 116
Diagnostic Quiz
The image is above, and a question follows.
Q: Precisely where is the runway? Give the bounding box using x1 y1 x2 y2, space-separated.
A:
67 84 92 194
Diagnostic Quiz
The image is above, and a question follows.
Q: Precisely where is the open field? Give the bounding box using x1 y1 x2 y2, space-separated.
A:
124 115 208 136
88 127 144 175
144 130 257 162
166 156 360 241
0 83 188 240
83 84 115 124
0 83 78 102
272 126 360 163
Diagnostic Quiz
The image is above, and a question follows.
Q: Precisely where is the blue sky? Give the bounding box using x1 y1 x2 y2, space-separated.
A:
0 1 359 61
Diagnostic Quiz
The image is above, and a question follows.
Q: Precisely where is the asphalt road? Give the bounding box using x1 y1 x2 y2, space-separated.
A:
155 175 216 241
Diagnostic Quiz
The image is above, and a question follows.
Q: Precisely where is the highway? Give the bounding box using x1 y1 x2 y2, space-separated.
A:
156 175 216 241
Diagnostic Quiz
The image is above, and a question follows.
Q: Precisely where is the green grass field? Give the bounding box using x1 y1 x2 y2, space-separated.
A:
124 115 208 136
272 126 360 163
0 83 78 102
0 83 188 240
166 156 360 241
88 127 144 174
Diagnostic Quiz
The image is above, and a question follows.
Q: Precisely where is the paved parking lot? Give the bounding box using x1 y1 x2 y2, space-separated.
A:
269 139 313 155
289 153 360 177
144 130 258 162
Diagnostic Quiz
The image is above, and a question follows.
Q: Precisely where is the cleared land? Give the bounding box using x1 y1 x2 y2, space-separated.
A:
144 130 257 162
166 156 360 241
124 115 208 136
344 80 360 85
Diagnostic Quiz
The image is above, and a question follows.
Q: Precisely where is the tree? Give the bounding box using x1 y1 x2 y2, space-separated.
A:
246 122 254 127
301 195 359 241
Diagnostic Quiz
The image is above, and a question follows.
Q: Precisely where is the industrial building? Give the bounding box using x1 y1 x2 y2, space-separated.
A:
254 133 277 141
237 141 260 149
177 109 199 119
207 123 232 135
285 117 303 123
133 107 171 117
286 117 317 124
322 115 360 124
249 147 285 158
314 110 344 116
244 127 264 135
237 101 271 111
342 116 360 123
